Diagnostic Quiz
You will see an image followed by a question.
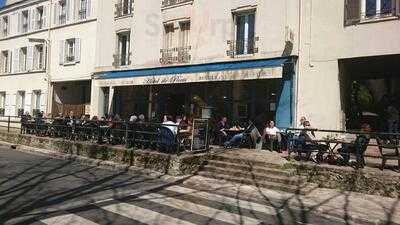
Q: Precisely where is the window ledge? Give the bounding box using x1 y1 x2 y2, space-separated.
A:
359 15 399 24
233 53 257 59
161 0 194 10
62 61 78 66
115 14 133 20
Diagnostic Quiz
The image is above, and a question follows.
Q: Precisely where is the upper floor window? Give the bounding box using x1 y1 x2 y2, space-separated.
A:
0 92 5 116
36 6 44 30
78 0 88 20
1 50 11 74
235 11 255 55
19 47 28 71
345 0 399 25
60 1 67 24
59 38 81 65
33 44 45 70
113 31 131 66
115 0 133 17
2 16 8 37
160 22 191 65
21 10 29 33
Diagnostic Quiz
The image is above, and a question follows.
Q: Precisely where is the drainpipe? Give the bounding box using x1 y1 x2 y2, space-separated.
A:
294 0 302 127
45 0 53 116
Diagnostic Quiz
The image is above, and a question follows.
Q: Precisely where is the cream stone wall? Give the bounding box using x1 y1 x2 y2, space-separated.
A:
297 0 400 130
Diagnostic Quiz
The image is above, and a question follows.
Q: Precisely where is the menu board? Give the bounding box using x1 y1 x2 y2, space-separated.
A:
191 119 209 151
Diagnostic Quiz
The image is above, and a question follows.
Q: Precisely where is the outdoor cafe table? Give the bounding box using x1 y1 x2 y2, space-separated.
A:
316 139 353 161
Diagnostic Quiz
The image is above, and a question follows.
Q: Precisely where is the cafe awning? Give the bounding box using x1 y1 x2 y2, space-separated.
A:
94 57 292 87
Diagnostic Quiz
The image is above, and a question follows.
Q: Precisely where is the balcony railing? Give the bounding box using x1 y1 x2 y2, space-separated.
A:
36 19 43 30
59 14 66 25
112 52 131 67
22 24 28 33
115 2 133 17
160 46 191 65
2 29 7 37
226 37 259 58
162 0 193 8
65 55 75 63
0 108 4 116
79 9 87 20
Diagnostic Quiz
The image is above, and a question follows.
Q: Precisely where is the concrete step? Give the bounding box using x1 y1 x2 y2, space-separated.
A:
196 171 317 195
205 160 295 177
210 154 283 169
201 165 306 186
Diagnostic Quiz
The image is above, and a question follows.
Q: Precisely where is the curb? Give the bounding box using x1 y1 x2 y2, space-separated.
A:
0 140 185 183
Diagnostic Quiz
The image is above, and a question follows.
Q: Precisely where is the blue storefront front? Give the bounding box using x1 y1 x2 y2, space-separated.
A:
94 56 296 129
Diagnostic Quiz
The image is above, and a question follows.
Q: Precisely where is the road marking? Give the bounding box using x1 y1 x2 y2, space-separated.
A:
136 192 261 225
40 214 99 225
166 185 278 215
101 201 196 225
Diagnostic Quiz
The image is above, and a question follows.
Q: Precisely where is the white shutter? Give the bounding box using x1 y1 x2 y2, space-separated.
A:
7 50 12 73
42 5 48 28
75 38 81 62
66 0 71 22
13 49 19 73
87 0 91 18
27 46 33 71
17 12 22 34
0 18 3 38
30 8 35 31
40 92 46 112
0 53 4 73
59 40 64 65
74 0 79 20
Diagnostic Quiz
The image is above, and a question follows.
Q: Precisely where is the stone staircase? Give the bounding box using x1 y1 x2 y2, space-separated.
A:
196 153 318 194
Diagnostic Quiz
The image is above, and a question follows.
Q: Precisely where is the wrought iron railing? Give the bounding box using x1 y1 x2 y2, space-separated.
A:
226 37 259 58
59 14 66 25
162 0 192 8
160 46 191 65
115 2 133 17
112 52 131 67
36 19 43 30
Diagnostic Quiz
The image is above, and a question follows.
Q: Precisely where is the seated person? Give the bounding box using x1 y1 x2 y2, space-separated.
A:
262 120 281 151
301 121 329 163
163 115 177 135
216 117 229 143
338 123 371 165
223 122 254 148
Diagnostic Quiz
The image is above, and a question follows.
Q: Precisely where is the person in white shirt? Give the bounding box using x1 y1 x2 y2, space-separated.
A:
262 121 281 151
163 115 177 135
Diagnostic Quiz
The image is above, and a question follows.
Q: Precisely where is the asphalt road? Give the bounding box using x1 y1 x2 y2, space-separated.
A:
0 146 370 225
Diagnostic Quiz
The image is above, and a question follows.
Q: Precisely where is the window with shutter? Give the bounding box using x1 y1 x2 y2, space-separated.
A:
75 38 81 62
345 0 361 25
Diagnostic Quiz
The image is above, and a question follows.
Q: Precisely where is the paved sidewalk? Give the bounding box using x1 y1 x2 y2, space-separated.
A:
184 175 400 225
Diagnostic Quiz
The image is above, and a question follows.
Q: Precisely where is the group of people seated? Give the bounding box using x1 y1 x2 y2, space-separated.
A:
216 117 282 150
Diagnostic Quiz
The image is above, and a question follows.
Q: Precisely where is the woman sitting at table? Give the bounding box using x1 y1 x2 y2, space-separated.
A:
301 121 329 163
262 120 281 152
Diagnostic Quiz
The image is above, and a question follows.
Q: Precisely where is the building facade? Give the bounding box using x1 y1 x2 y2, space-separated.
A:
91 0 300 128
0 0 399 131
0 0 97 117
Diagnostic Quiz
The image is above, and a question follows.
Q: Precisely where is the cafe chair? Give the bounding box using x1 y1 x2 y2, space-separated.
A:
376 137 400 171
157 126 177 153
